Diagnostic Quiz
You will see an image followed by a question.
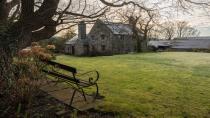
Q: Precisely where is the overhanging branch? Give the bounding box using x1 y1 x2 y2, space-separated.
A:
99 0 151 11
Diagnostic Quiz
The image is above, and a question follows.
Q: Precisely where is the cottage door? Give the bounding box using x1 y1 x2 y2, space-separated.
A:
84 45 89 55
71 46 75 55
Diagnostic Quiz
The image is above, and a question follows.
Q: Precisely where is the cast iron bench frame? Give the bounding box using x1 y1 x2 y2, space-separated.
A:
41 60 100 106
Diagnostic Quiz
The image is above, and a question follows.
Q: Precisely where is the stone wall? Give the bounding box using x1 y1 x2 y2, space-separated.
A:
65 40 89 56
111 35 136 54
64 44 71 54
88 20 113 55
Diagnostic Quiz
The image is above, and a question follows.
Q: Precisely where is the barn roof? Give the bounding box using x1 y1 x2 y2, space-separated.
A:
174 37 210 40
148 38 210 49
148 41 172 48
172 39 210 49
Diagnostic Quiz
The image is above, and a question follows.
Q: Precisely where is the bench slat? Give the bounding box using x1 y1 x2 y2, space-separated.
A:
43 60 77 73
42 69 80 83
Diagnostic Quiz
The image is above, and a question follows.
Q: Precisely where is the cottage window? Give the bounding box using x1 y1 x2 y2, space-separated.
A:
101 34 105 40
91 35 95 40
120 35 125 40
71 46 75 55
92 45 95 50
101 45 106 51
68 47 71 52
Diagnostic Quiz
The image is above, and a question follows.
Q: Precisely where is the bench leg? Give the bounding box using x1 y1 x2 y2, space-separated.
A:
95 84 99 98
70 89 77 106
92 84 99 101
69 88 87 106
81 89 87 101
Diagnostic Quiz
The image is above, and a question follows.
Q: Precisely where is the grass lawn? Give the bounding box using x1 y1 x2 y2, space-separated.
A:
56 52 210 117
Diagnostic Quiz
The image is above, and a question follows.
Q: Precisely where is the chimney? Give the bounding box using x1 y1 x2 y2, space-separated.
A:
78 21 86 40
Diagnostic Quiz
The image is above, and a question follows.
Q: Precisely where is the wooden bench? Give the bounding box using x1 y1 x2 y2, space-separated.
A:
41 60 100 106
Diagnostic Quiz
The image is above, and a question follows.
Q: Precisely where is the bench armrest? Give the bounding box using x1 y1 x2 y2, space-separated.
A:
76 70 99 84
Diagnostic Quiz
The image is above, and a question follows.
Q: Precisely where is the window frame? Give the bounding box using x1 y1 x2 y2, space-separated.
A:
101 45 106 51
101 34 105 40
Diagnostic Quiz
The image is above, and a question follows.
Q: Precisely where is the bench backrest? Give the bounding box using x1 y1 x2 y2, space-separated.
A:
43 60 77 74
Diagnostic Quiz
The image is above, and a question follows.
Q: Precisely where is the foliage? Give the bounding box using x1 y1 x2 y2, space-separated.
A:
14 42 55 82
39 36 73 53
161 21 200 40
56 52 210 117
38 28 75 53
63 28 76 39
0 42 55 116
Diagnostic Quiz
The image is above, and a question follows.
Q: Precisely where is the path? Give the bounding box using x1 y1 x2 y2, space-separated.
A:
39 79 103 111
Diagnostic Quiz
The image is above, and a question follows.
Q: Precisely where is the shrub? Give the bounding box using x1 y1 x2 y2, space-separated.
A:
39 37 72 53
0 42 55 116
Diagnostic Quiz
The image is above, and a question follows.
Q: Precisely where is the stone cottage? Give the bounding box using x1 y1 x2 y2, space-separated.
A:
65 19 141 56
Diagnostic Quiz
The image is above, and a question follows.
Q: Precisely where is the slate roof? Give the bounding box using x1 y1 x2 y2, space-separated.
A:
65 35 89 45
103 21 142 35
65 35 78 45
105 23 133 35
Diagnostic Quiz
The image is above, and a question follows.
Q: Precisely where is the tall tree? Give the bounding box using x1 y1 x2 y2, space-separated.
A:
138 12 159 41
161 21 176 40
118 9 159 51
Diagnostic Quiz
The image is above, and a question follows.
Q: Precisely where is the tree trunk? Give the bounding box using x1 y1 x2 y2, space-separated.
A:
136 37 142 52
140 33 148 52
132 28 142 52
0 23 20 84
0 46 13 83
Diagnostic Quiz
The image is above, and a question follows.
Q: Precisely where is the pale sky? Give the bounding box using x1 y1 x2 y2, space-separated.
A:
177 13 210 36
152 0 210 36
60 0 210 36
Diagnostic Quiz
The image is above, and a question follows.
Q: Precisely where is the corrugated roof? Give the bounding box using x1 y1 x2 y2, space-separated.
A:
148 39 210 49
148 41 172 48
174 37 210 40
172 40 210 49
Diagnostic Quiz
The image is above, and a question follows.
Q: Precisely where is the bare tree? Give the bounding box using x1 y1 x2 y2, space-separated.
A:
117 7 159 52
128 15 142 52
160 21 200 40
136 11 160 51
138 12 159 41
176 21 200 38
162 21 176 40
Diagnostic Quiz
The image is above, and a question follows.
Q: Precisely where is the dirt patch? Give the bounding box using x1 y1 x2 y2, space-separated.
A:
0 91 117 118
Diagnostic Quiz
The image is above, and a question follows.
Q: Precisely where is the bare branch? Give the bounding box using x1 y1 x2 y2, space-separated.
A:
99 0 151 11
184 0 210 6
